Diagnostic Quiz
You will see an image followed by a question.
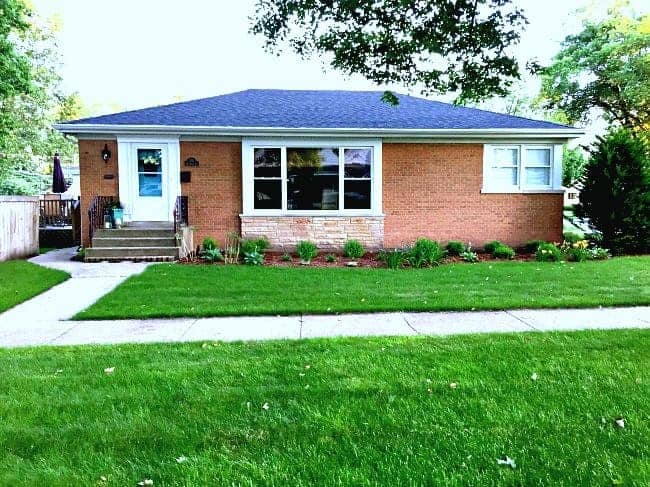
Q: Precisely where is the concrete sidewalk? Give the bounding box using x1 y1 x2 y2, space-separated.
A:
0 247 648 348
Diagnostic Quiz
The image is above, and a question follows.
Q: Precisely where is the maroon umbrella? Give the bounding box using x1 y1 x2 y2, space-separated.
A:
52 153 66 193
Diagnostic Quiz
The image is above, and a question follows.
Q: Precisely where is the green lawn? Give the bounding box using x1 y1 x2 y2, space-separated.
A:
0 261 69 313
75 257 650 320
1 330 649 485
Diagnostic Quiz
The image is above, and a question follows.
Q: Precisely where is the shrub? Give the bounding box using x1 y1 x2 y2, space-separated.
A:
578 128 650 254
280 253 292 262
590 246 611 260
241 238 270 254
536 243 562 262
484 240 503 254
445 241 466 255
202 237 218 251
202 248 223 262
492 244 515 259
296 240 318 263
563 232 582 244
243 250 264 265
343 239 365 259
377 248 406 269
523 240 546 253
565 247 590 262
325 253 337 263
405 238 446 268
460 245 479 263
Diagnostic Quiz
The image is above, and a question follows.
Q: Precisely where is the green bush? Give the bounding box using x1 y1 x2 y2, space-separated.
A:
243 250 264 265
296 240 318 263
343 239 365 259
202 237 218 251
325 253 337 263
565 247 590 262
377 249 406 270
492 244 515 259
578 128 650 254
202 248 223 262
563 232 582 244
445 241 466 255
536 243 562 262
406 238 446 268
484 240 503 254
241 238 270 254
523 240 546 253
280 253 292 262
590 246 611 260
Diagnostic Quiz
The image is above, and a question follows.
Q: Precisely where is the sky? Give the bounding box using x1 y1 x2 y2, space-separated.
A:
30 0 647 116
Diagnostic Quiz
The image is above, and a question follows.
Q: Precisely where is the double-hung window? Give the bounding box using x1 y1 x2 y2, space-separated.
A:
483 144 560 192
244 139 381 215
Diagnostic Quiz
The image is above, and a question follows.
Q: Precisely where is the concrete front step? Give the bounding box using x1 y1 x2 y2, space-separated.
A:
86 246 179 259
84 255 176 263
94 228 175 238
92 236 177 248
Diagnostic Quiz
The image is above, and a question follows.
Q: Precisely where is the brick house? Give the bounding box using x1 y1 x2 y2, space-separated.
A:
54 89 582 256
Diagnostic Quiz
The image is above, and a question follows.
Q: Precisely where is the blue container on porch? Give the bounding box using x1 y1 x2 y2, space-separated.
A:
112 208 124 227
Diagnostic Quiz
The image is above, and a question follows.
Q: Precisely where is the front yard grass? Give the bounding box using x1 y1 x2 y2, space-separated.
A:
1 330 649 485
0 261 69 314
75 256 650 320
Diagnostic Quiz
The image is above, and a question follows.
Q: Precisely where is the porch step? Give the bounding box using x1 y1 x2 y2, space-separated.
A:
94 228 175 238
92 236 177 248
85 246 179 259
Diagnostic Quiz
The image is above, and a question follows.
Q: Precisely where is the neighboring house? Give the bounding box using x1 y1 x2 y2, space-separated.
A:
54 89 582 251
563 181 583 207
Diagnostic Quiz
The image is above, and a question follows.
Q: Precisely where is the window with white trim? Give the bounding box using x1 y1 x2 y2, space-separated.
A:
483 144 559 192
244 140 381 215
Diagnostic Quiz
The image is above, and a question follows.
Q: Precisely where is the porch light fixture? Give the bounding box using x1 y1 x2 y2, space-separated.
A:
101 144 112 163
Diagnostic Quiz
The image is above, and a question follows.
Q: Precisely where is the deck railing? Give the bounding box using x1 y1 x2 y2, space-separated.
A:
173 195 188 234
88 196 115 243
39 198 77 227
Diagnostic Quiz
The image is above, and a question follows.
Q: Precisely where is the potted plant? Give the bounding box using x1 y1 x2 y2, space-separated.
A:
296 240 318 265
111 201 124 228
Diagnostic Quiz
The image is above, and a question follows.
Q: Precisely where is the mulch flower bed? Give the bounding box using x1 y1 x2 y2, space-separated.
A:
179 250 538 267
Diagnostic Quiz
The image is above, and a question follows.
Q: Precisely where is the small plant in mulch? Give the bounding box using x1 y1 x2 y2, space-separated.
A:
460 245 479 263
445 240 466 256
296 240 318 265
243 249 264 265
280 253 292 262
492 244 515 260
377 248 407 269
343 239 365 266
325 253 337 263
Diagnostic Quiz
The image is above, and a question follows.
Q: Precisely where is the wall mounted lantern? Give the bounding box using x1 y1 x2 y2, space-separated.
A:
101 144 112 163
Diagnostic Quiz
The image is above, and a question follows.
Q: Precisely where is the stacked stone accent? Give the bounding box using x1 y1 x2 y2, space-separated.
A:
241 216 384 250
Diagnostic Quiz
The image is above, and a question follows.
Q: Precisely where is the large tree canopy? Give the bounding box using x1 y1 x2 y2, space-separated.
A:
0 0 32 99
250 0 528 104
538 5 650 131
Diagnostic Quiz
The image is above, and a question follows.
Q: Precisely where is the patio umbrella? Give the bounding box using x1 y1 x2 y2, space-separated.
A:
52 153 66 193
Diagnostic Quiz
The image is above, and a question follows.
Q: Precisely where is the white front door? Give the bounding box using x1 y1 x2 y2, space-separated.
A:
117 137 180 223
132 145 168 221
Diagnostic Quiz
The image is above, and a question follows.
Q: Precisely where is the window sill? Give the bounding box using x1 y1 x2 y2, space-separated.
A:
240 213 385 218
481 188 564 194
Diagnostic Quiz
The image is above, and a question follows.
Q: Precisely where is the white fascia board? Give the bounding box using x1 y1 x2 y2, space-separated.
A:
53 123 585 140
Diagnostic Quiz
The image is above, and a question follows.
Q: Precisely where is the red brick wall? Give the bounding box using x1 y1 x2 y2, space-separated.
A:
382 143 563 248
79 140 119 247
180 141 242 246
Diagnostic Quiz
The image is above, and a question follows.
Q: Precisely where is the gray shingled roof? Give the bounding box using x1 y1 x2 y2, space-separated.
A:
60 89 573 130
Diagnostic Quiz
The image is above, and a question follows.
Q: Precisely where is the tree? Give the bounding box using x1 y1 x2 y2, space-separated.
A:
0 5 78 191
577 129 650 254
250 0 528 104
538 4 650 132
562 146 587 186
0 0 32 99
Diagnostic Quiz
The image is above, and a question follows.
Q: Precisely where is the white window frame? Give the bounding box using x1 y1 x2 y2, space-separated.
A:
242 138 383 216
482 143 563 193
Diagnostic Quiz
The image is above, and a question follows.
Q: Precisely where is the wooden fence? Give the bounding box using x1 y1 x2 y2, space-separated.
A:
0 196 39 262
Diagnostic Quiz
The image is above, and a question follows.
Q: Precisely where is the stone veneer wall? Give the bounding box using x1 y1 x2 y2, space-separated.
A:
240 216 384 250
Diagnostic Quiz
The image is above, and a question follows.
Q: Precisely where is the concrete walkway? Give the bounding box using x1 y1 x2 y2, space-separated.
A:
0 248 648 348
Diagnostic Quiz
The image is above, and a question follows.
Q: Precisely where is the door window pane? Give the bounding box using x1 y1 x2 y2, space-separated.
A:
344 148 371 178
254 180 282 209
344 180 371 209
137 149 162 197
254 148 281 178
287 148 339 210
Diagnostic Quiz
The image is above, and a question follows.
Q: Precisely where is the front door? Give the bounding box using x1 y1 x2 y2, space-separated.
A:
132 145 168 221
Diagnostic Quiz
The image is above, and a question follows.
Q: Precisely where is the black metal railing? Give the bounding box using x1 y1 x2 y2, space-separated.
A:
39 198 77 227
173 195 188 233
88 195 115 243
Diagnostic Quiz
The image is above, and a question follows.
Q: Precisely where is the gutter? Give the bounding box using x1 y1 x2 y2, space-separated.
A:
52 124 585 139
